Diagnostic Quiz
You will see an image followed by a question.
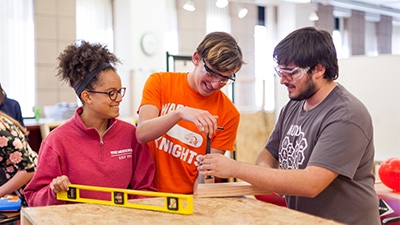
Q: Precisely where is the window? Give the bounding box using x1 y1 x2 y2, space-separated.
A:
254 25 274 112
76 0 114 50
365 14 378 56
0 0 35 117
393 20 400 54
333 17 350 59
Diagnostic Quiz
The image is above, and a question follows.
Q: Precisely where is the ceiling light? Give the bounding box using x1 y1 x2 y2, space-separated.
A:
216 0 229 8
238 7 248 18
183 0 195 12
309 11 319 21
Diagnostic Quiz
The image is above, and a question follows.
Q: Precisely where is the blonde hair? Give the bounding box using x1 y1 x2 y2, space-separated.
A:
196 31 244 75
0 111 29 136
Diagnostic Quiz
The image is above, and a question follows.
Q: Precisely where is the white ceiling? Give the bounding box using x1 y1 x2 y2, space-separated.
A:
241 0 400 18
326 0 400 17
355 0 400 10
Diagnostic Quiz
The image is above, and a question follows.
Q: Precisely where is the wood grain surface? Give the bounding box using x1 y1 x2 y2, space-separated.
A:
21 197 344 225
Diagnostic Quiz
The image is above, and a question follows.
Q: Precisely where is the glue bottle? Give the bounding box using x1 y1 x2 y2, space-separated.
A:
35 107 40 123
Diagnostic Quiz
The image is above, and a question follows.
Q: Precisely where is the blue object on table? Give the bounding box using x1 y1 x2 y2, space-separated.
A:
0 196 21 211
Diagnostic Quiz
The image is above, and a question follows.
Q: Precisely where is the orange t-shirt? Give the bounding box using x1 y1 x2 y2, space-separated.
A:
139 72 240 194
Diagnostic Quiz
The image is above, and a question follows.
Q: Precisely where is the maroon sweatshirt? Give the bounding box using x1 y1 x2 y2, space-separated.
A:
24 107 156 206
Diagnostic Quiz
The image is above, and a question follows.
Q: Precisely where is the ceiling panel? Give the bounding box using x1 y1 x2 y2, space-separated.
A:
247 0 400 17
352 0 400 10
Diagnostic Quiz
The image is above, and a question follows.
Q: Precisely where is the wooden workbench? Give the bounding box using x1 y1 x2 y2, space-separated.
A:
21 197 344 225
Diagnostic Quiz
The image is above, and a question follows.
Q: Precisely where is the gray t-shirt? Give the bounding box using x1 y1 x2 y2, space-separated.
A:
266 84 380 225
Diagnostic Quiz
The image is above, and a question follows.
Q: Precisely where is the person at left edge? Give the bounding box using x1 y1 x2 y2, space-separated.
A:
0 83 25 127
24 40 156 206
0 111 37 207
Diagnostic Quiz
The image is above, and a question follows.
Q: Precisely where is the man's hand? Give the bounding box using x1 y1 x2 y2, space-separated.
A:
177 107 218 138
198 153 236 178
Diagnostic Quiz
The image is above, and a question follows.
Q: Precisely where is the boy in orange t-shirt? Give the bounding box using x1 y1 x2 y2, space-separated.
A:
137 32 244 194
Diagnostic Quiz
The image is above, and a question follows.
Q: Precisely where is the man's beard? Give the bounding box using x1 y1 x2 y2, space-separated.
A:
290 74 317 101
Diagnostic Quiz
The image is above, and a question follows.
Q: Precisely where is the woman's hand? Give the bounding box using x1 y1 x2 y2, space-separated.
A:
50 175 71 193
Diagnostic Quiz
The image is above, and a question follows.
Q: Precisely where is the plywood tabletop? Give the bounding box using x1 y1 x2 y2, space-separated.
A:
21 197 344 225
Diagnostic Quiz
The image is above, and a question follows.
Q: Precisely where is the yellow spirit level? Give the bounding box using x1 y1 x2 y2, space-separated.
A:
56 184 193 215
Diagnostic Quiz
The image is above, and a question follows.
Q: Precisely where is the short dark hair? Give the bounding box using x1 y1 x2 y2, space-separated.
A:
273 27 339 80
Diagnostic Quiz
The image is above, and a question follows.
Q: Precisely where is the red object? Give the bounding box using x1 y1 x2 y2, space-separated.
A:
255 193 287 207
379 158 400 191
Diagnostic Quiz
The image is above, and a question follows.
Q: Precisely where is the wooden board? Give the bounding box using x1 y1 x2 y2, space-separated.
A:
21 197 344 225
197 181 271 197
0 211 20 224
236 111 274 165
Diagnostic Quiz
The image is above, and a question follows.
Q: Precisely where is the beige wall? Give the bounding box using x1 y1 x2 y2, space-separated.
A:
337 55 400 161
34 0 77 117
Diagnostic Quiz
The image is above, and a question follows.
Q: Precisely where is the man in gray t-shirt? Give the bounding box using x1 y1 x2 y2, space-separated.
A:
266 83 379 225
198 27 380 225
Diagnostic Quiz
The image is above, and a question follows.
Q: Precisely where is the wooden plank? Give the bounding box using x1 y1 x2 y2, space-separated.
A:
197 181 271 197
0 211 20 224
21 197 345 225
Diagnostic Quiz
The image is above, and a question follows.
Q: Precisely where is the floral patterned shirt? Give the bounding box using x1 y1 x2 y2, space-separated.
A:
0 115 37 206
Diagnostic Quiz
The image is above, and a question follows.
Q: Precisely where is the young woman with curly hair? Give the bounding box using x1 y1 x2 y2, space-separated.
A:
24 41 156 206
